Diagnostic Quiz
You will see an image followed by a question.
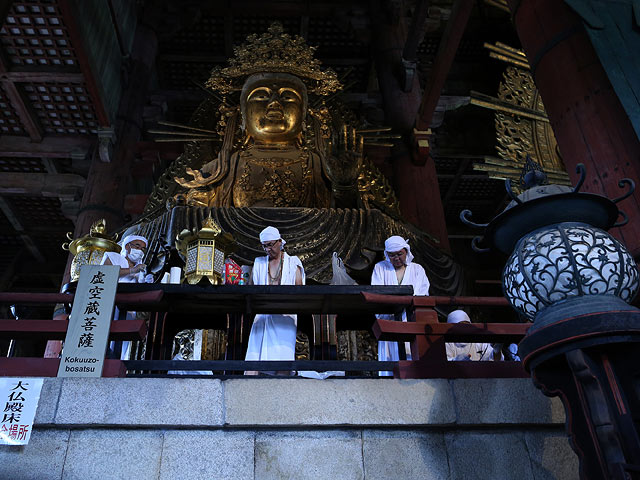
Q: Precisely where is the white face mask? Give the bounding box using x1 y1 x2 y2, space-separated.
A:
127 248 144 263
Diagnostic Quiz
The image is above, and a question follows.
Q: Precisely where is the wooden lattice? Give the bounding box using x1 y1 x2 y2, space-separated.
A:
0 157 46 173
308 17 367 57
232 17 299 44
3 195 72 228
0 89 26 134
159 15 225 54
0 0 78 68
158 59 211 90
23 82 98 134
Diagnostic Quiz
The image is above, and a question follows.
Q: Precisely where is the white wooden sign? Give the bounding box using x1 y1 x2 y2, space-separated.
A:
57 264 119 377
0 378 44 445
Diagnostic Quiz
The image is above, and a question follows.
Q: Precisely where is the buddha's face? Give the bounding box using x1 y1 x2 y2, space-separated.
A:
242 74 306 145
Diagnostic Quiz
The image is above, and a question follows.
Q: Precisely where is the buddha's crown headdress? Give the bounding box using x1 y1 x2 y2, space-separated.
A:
206 22 342 97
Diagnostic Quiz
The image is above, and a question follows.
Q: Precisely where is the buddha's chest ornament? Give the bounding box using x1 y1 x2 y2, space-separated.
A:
234 148 312 207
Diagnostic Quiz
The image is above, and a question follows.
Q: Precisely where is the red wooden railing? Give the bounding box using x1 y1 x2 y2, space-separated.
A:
0 288 530 379
364 293 530 378
0 291 160 377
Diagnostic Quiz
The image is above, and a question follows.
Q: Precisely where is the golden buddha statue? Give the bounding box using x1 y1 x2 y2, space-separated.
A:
172 26 367 212
141 23 460 290
130 23 463 364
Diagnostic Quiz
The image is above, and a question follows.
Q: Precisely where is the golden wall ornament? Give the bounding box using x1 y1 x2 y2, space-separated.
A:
175 215 236 285
62 219 121 282
495 67 565 175
472 43 570 189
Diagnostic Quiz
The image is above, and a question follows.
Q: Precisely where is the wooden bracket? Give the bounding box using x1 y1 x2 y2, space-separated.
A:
411 128 432 165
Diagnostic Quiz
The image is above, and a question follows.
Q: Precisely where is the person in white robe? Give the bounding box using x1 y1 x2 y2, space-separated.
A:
100 234 153 360
445 310 503 361
245 226 304 374
372 236 430 376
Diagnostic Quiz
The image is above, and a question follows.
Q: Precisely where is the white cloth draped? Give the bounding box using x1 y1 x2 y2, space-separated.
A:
371 260 430 376
100 251 145 360
101 251 145 283
446 342 498 361
245 252 304 361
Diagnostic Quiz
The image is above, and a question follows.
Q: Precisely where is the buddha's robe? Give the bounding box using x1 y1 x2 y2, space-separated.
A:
371 260 430 376
245 252 305 361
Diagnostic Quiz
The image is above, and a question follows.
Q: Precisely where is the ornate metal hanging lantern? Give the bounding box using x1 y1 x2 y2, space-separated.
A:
462 160 638 329
460 157 640 479
175 215 236 285
62 219 121 283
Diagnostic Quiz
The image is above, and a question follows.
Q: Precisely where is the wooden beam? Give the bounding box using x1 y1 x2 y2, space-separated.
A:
0 172 86 196
0 290 164 308
0 197 46 263
403 0 430 62
442 158 473 208
0 318 147 341
373 319 529 342
0 135 93 158
0 0 12 25
41 158 59 174
0 52 43 142
0 70 84 84
397 360 529 379
57 0 110 126
415 0 475 132
0 248 25 292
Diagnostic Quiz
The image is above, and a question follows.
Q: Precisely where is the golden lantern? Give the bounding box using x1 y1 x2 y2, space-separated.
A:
62 219 121 282
175 216 236 285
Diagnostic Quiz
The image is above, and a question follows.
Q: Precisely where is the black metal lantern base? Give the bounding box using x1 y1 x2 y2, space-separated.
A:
519 305 640 480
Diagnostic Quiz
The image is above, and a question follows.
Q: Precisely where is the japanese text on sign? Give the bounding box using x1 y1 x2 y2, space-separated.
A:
0 378 43 445
57 264 119 378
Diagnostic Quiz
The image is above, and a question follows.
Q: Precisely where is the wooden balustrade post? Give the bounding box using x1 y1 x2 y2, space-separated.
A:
408 297 444 362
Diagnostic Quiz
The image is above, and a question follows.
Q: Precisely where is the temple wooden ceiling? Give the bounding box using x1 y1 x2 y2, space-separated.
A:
0 0 522 292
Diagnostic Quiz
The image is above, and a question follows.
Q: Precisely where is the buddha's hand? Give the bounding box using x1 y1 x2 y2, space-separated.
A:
324 125 363 186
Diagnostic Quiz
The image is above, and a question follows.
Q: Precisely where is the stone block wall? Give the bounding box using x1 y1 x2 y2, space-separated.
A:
0 378 578 479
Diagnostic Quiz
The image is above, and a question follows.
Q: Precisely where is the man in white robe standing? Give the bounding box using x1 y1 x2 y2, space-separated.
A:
100 234 153 359
245 226 304 374
372 235 430 376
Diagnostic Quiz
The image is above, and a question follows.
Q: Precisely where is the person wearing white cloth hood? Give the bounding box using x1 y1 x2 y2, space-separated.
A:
445 310 503 361
371 235 430 376
101 234 152 283
100 234 153 359
245 226 304 374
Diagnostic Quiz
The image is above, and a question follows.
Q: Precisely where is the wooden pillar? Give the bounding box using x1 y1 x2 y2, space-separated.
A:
44 23 158 358
507 0 640 258
371 1 451 252
74 22 158 241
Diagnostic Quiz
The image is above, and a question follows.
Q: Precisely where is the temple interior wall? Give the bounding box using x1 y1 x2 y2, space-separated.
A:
0 378 578 480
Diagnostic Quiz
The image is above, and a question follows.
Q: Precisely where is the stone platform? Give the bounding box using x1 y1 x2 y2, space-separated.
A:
0 378 578 479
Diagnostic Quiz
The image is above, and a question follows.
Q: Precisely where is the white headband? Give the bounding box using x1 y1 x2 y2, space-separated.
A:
120 234 148 255
384 235 414 264
259 226 286 249
447 310 471 324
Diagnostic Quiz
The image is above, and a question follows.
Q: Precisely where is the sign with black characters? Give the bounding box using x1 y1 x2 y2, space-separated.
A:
0 378 43 445
57 265 119 377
